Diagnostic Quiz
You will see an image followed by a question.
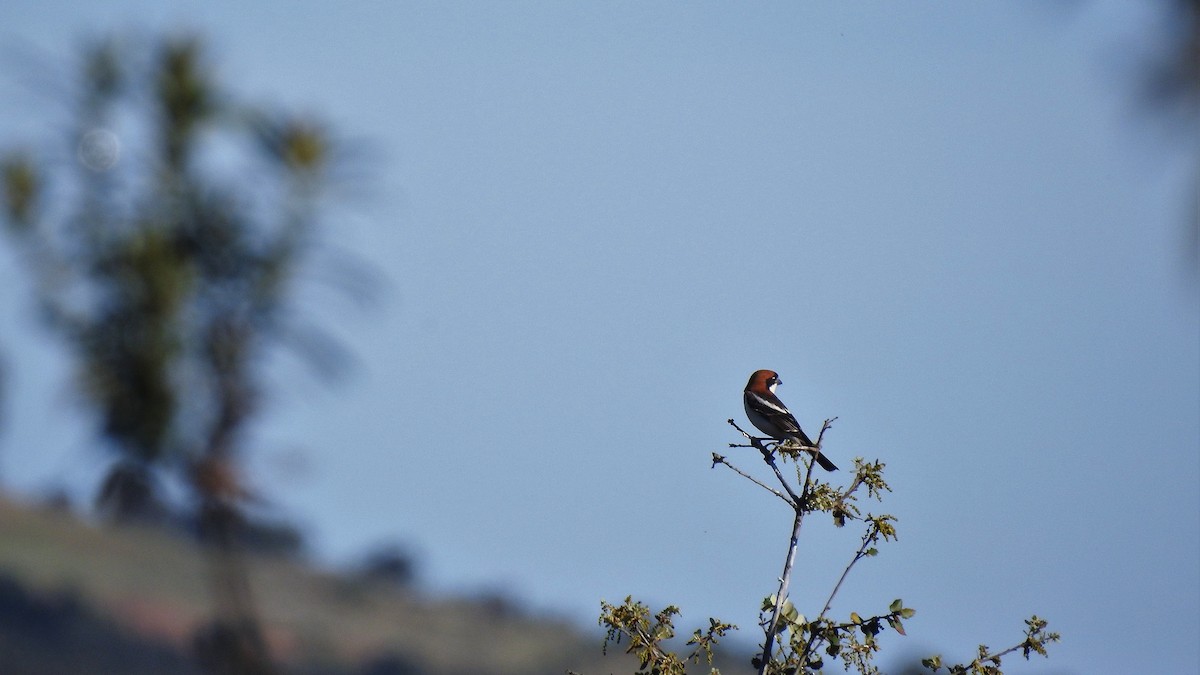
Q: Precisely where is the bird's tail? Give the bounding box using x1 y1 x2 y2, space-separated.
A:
814 451 838 472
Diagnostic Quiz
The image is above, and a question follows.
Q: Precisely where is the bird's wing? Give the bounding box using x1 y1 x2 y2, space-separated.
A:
745 390 816 446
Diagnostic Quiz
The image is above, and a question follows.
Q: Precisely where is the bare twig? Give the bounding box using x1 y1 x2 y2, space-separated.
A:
722 419 804 504
760 507 803 674
727 418 754 439
711 453 791 505
815 417 838 445
758 452 819 675
759 446 805 505
802 521 880 660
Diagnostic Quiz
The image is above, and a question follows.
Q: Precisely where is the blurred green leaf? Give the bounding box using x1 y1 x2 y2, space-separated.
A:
1 153 39 228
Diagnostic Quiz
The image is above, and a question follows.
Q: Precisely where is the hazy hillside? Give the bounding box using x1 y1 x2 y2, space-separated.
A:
0 496 746 675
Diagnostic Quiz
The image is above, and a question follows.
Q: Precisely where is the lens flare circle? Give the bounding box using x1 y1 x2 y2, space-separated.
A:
78 128 120 172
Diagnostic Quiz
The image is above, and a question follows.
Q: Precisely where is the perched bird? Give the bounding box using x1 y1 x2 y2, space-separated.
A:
743 369 838 471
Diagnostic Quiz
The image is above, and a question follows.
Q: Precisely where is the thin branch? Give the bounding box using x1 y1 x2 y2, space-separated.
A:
815 417 838 445
711 453 792 505
759 506 803 675
727 418 755 439
950 623 1060 674
724 418 804 504
758 451 819 675
960 643 1030 672
802 521 880 660
759 446 805 505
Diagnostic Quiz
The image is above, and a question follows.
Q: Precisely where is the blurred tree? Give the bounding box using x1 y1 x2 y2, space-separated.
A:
1 34 362 675
1146 0 1199 118
1144 0 1200 269
4 36 348 519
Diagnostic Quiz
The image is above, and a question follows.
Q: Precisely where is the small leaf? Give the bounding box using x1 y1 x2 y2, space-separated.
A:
865 547 879 556
900 607 916 619
781 600 799 625
889 598 904 613
850 612 863 624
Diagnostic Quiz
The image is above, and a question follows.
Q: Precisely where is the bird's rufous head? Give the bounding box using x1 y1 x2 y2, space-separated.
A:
746 369 781 393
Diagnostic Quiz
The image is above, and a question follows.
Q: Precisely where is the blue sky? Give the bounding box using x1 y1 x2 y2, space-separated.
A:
1 2 1197 673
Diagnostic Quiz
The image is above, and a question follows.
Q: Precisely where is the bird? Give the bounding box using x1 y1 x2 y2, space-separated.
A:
743 369 838 471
